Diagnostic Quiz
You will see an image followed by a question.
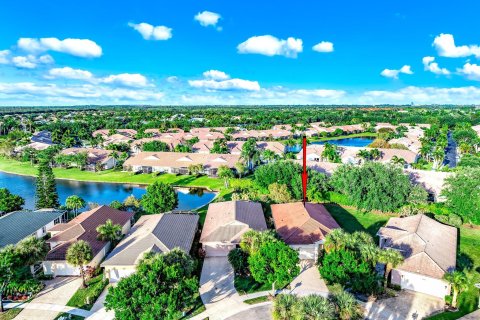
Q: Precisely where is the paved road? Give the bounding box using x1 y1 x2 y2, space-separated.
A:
13 277 84 320
443 131 457 168
225 303 272 320
363 290 445 320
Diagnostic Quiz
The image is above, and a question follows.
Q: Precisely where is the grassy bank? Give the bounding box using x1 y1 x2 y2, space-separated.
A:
0 157 224 190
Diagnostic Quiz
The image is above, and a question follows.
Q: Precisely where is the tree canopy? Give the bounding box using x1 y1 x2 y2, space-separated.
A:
141 181 178 214
0 188 24 214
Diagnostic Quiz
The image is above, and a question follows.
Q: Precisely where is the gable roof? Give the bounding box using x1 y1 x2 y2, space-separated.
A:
45 206 133 261
101 213 199 267
377 214 457 279
0 209 65 247
200 201 267 243
271 202 340 245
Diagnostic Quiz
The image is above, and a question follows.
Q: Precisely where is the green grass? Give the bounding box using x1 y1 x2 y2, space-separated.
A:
308 132 377 143
0 308 22 320
65 274 108 311
0 157 224 190
324 203 392 238
234 275 272 295
244 296 269 305
54 313 85 320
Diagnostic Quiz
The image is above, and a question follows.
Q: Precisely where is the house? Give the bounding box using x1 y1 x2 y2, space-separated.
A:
377 214 457 298
191 140 286 156
31 130 55 145
0 209 66 248
130 137 183 154
200 201 267 256
271 202 340 260
60 148 117 170
405 169 452 202
473 124 480 136
101 213 199 282
92 129 137 139
123 151 240 177
43 206 133 277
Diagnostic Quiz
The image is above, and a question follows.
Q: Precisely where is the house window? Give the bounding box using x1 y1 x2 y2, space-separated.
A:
54 218 60 224
42 226 47 234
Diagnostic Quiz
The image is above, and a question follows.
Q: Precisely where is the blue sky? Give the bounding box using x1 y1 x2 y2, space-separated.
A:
1 0 480 105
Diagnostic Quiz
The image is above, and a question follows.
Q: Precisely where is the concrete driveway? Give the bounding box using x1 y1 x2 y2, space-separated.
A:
15 277 83 320
364 290 445 320
289 261 329 297
225 303 272 320
199 256 239 306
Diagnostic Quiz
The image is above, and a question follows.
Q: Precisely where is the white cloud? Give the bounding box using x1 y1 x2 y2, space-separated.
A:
380 65 413 79
203 70 230 80
17 38 102 58
10 54 53 69
194 11 221 29
422 56 450 75
290 89 345 98
166 76 179 83
237 35 303 58
0 82 163 103
0 50 11 64
47 67 94 80
99 73 150 87
457 63 480 81
312 41 334 53
189 78 260 91
128 22 172 40
433 34 480 58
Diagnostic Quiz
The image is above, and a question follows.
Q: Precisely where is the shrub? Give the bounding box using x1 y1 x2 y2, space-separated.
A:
273 294 299 320
435 213 463 228
228 248 249 276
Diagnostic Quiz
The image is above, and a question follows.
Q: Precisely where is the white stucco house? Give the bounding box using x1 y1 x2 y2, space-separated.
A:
200 201 268 257
43 206 133 277
377 214 457 298
271 202 340 261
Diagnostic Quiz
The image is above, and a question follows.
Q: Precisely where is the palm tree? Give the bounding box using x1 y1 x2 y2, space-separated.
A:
16 236 49 276
359 243 380 266
321 143 341 163
239 230 276 255
96 219 122 242
391 155 406 166
65 195 86 217
419 144 432 162
332 291 363 320
356 149 371 162
66 240 93 288
217 165 234 188
323 229 351 253
370 148 381 160
294 294 336 320
432 147 445 169
240 138 259 170
262 149 277 163
378 248 404 288
443 271 469 308
273 294 298 320
235 162 247 178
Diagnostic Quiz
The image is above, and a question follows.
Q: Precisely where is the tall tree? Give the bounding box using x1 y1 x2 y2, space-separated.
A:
66 240 93 288
217 165 234 188
0 246 19 312
443 271 469 308
35 161 60 209
377 248 404 288
16 236 49 276
141 181 178 214
65 195 86 217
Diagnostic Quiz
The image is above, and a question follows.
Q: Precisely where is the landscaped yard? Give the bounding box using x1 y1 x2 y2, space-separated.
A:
65 274 108 311
0 308 22 320
234 275 271 295
0 157 224 190
325 203 480 320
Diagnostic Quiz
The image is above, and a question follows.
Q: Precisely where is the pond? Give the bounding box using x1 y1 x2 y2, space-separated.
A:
286 137 375 153
0 171 216 211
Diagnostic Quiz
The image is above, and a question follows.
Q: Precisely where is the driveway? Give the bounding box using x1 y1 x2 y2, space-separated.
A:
363 290 445 320
14 277 83 320
288 261 329 297
225 303 272 320
199 256 239 306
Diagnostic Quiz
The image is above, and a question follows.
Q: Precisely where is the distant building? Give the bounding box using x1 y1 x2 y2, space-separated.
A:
60 148 117 171
0 209 66 248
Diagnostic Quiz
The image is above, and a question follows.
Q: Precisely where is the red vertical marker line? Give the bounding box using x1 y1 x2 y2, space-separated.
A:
302 135 307 206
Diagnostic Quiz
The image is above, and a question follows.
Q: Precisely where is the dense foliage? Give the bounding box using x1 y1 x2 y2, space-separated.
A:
141 181 178 214
331 162 416 212
105 249 199 320
35 161 60 209
442 168 480 224
0 188 24 214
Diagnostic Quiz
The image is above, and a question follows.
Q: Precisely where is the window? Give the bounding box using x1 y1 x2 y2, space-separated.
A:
54 218 60 224
42 226 47 234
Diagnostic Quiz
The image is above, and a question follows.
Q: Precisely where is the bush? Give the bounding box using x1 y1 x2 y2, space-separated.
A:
228 248 249 276
435 213 463 228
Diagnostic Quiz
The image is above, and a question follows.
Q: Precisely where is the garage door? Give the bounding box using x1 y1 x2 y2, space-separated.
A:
204 244 235 257
109 268 135 282
397 270 449 298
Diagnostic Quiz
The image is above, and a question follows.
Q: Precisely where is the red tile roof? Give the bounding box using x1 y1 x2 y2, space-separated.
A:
46 206 133 261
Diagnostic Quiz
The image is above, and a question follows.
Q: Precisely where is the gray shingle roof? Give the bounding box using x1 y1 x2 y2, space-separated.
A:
101 213 199 267
0 209 65 247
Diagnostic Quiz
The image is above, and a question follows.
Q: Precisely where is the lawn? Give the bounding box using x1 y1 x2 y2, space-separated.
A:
244 296 269 305
65 274 108 311
0 308 22 320
234 275 272 295
309 132 377 143
0 157 224 191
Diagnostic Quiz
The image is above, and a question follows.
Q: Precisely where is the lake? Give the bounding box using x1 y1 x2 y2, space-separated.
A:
286 137 375 152
0 171 216 211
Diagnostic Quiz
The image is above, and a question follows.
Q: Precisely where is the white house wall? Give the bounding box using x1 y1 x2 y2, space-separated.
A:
391 269 451 298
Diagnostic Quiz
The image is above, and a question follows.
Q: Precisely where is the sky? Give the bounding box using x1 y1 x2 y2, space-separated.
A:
1 0 480 106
